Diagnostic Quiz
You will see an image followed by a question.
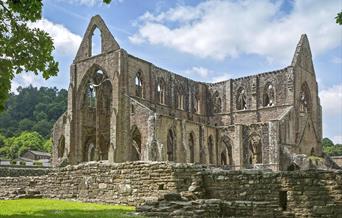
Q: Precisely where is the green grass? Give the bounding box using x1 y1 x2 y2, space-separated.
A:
0 199 144 218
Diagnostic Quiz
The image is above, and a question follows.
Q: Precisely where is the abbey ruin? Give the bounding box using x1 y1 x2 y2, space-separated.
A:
2 15 341 218
52 15 322 171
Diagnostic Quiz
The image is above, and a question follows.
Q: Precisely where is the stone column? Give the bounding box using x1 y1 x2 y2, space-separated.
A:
268 121 280 171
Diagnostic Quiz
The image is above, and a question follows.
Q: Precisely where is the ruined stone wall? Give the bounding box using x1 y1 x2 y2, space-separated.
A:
0 162 341 217
0 166 50 177
0 162 201 205
201 169 342 217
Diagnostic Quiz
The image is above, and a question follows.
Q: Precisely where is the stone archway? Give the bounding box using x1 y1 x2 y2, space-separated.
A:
188 132 195 163
131 125 142 161
220 136 233 166
58 136 65 158
77 65 112 163
167 129 176 161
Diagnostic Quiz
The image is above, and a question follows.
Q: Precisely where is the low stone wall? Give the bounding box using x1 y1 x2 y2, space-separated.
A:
0 166 51 177
0 161 202 205
0 161 341 217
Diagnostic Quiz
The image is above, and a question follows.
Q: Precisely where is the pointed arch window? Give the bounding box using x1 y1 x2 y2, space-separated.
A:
85 80 96 108
263 83 275 107
176 86 185 110
157 78 166 104
131 126 142 161
221 137 233 166
300 82 311 113
213 91 222 113
236 88 247 110
91 27 101 56
193 95 200 113
135 72 143 98
248 134 262 164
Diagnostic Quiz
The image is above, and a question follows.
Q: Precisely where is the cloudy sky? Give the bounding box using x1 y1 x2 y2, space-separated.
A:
12 0 342 143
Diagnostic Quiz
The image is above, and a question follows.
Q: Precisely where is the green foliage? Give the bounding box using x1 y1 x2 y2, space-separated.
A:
10 160 16 165
5 131 45 159
322 137 334 147
0 198 141 218
322 137 342 156
0 86 67 138
43 138 53 153
0 133 5 147
336 11 342 25
0 0 58 111
19 161 26 166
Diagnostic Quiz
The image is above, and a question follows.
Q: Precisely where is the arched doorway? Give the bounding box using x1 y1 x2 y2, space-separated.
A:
248 134 262 164
208 135 214 164
58 136 65 158
78 66 112 163
189 132 195 163
167 129 176 161
87 143 95 161
221 137 233 166
131 126 141 161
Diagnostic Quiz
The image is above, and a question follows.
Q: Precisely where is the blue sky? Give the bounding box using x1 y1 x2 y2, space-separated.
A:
12 0 342 143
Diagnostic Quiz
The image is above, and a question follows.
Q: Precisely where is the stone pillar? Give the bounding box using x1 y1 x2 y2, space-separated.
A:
234 124 243 170
269 121 280 171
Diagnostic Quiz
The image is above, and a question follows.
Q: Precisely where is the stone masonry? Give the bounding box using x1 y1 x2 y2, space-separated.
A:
0 162 341 217
52 15 323 171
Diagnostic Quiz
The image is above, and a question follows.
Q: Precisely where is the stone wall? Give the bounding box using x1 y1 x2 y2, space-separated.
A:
0 166 51 177
0 162 201 205
1 162 340 217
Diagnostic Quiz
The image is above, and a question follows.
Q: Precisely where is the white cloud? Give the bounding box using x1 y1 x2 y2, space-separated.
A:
184 67 210 78
29 18 82 56
320 84 342 116
211 73 233 83
130 0 341 63
333 135 342 144
11 72 45 93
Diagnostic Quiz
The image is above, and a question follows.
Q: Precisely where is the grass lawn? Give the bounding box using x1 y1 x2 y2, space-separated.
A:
0 199 145 218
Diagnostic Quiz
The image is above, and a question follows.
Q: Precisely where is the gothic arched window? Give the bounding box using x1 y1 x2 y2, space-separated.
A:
300 82 311 113
131 125 142 161
193 95 200 113
236 88 247 110
176 86 185 110
157 78 166 104
135 72 143 98
85 80 96 108
263 83 275 107
213 91 222 113
248 134 262 164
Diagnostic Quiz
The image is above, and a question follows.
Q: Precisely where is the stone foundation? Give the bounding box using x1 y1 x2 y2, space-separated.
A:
0 162 341 217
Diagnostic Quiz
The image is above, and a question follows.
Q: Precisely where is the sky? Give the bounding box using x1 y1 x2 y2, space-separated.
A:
11 0 342 143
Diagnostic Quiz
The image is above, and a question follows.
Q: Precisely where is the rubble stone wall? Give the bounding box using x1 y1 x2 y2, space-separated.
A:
0 162 341 217
0 166 51 177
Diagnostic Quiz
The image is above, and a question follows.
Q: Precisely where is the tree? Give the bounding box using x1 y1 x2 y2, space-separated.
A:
0 0 58 111
4 131 45 159
0 0 112 111
336 11 342 25
322 137 334 147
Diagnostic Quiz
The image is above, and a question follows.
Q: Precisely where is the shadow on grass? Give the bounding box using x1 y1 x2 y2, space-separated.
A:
0 208 145 218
